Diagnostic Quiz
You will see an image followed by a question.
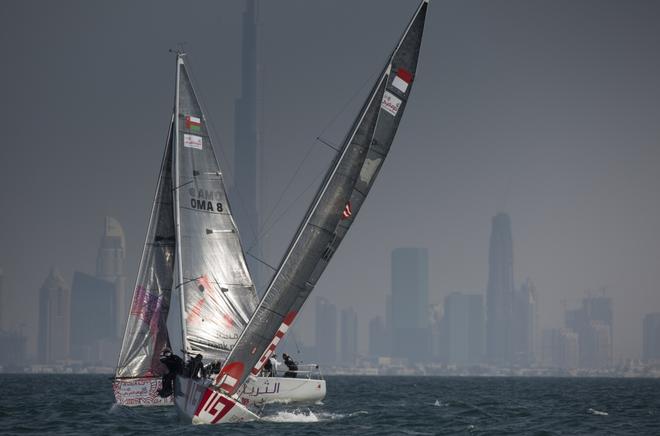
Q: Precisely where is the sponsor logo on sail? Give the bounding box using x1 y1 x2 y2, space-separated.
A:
392 67 413 93
184 133 203 150
381 91 401 116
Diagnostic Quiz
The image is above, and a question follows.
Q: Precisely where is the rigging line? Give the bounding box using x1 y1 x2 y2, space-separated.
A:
246 252 277 272
256 138 320 237
184 55 260 244
253 67 380 242
245 166 326 254
316 137 340 153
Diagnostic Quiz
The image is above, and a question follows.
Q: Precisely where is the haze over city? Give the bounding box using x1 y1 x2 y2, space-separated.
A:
2 0 660 367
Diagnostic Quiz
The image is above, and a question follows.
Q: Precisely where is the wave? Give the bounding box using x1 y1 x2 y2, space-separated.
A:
587 408 609 416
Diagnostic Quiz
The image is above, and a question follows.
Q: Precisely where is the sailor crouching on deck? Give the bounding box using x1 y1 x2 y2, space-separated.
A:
283 353 298 378
157 348 184 397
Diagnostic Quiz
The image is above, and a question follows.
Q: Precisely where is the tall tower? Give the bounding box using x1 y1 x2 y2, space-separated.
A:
0 267 4 330
38 268 70 363
96 217 126 338
315 296 337 364
340 307 358 365
486 213 514 365
234 0 263 291
391 247 430 362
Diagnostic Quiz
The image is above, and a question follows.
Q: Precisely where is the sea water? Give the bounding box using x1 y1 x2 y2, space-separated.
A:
1 375 659 435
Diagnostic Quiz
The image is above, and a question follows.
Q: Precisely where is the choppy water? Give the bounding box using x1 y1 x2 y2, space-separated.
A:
1 375 659 435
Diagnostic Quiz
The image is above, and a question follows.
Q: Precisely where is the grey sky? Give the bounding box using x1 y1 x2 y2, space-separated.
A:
1 0 659 359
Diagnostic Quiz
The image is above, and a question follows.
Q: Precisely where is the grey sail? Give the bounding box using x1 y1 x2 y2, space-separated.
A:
172 56 259 363
214 0 429 395
115 120 176 378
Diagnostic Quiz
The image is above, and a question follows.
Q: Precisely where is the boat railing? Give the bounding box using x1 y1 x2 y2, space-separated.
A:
272 363 324 380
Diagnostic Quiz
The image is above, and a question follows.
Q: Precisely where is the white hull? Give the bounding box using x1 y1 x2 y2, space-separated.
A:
174 376 259 425
240 376 326 407
113 378 172 407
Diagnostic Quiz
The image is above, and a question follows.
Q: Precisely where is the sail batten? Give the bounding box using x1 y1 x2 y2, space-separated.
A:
214 1 429 395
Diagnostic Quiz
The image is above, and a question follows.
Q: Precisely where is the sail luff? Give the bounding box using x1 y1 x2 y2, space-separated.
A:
173 54 191 355
214 0 428 395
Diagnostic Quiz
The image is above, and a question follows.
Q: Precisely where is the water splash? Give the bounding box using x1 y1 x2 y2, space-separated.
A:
588 408 609 416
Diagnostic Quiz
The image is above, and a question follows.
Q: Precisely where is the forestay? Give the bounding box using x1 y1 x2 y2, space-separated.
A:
116 121 176 378
172 57 259 363
214 0 429 395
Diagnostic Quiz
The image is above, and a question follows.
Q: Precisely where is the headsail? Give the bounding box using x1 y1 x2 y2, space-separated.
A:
214 0 429 395
172 56 259 363
115 120 176 379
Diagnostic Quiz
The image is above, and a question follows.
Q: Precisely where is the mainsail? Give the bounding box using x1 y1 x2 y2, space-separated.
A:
215 0 429 395
172 56 259 363
116 120 176 378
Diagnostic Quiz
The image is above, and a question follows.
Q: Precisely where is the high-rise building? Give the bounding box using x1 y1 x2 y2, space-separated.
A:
96 217 126 338
486 213 514 365
0 267 4 330
541 328 579 369
234 0 263 291
340 308 358 365
70 271 118 365
512 278 537 366
315 297 337 365
368 315 389 357
643 313 660 362
38 268 70 363
565 295 613 368
391 247 430 362
443 292 484 366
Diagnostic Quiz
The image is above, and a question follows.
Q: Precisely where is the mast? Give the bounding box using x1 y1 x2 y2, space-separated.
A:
173 53 190 354
213 0 429 395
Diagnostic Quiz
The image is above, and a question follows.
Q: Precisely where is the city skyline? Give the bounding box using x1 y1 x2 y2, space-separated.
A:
2 0 660 362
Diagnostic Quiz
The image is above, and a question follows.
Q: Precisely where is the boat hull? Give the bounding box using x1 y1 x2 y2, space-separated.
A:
240 376 326 407
113 378 172 407
174 376 259 425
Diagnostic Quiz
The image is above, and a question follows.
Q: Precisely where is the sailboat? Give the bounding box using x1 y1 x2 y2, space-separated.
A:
112 55 325 407
176 0 429 424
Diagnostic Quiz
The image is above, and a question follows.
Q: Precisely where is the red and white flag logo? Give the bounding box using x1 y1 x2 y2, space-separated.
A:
342 201 352 220
392 68 413 93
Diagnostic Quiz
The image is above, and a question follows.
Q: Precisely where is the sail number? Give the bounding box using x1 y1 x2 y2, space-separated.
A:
189 188 224 213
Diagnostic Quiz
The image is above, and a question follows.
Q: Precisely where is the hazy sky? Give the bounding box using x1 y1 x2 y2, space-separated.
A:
1 0 659 360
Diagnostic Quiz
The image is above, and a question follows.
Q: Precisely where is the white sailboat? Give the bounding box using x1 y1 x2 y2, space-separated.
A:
176 0 430 424
113 54 324 409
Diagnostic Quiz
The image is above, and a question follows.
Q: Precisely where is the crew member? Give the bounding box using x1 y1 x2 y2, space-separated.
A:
157 348 184 398
282 353 298 378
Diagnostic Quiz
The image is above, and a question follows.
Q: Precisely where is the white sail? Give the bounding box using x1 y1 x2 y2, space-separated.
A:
172 55 259 363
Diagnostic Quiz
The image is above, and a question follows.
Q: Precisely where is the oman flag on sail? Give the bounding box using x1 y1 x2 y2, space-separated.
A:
392 68 413 93
185 115 202 132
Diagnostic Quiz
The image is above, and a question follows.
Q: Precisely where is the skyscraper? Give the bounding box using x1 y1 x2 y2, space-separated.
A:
96 216 126 338
234 0 262 290
38 268 70 363
443 292 484 366
541 328 579 369
643 313 660 362
368 315 388 357
391 247 429 362
486 213 514 365
565 295 613 368
512 278 537 366
0 267 4 330
340 308 358 365
315 297 337 365
70 271 118 365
